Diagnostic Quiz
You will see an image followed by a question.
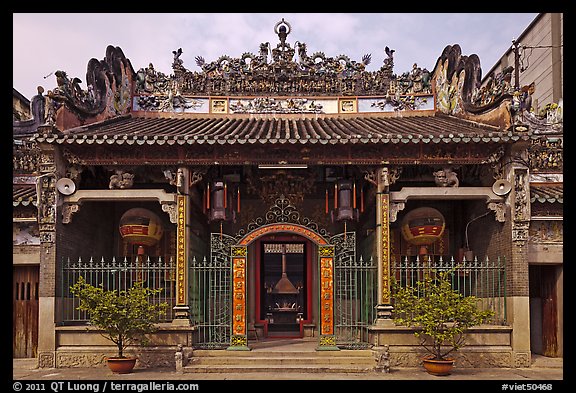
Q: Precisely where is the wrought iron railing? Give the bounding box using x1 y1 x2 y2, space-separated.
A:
391 255 507 325
59 255 176 323
332 232 377 349
189 233 235 349
335 255 377 348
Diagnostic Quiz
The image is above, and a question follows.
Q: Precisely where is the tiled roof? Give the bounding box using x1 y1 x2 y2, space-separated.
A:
530 184 563 204
13 185 37 207
33 113 532 146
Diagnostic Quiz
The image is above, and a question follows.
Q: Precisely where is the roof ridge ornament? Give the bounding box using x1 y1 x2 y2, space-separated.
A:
274 18 291 46
133 20 435 98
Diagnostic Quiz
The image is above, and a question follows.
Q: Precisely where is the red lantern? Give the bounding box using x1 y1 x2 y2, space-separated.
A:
401 207 445 247
119 208 164 247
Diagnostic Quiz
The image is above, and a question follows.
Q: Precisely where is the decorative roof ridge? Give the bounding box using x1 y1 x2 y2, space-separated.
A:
433 112 502 131
61 113 133 135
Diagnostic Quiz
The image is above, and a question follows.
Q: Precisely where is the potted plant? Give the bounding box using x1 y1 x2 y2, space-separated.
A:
392 268 494 376
70 276 168 373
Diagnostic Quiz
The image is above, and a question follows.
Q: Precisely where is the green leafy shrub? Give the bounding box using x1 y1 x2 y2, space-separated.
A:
70 276 169 358
392 269 495 360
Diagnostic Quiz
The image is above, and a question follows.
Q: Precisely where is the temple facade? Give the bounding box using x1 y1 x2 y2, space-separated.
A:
14 18 562 369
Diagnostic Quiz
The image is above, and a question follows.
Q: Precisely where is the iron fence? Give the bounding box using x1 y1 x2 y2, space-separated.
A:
334 255 377 348
60 255 176 323
189 255 231 349
391 255 507 325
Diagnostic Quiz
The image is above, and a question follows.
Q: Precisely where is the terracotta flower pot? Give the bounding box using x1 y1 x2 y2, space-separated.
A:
106 357 137 374
422 356 454 376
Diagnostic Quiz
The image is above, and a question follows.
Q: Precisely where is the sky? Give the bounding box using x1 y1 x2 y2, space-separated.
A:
13 13 539 101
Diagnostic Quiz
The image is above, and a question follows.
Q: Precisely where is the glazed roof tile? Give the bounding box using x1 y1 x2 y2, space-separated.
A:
530 184 563 204
33 113 528 146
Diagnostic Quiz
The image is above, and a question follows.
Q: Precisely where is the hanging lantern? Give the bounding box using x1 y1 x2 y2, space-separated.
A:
208 180 229 222
119 208 164 247
401 207 445 246
331 179 359 223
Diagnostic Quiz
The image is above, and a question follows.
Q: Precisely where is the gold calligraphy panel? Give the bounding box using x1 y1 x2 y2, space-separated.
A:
319 253 334 336
176 195 186 305
381 193 391 304
231 246 247 339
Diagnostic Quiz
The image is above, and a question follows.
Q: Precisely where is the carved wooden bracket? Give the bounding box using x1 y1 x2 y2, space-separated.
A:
390 187 506 222
61 189 177 224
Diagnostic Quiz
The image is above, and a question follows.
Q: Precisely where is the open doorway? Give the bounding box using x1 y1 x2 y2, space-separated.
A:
257 239 310 338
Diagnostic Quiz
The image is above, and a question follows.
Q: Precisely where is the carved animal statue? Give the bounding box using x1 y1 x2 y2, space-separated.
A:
433 168 459 187
109 170 135 189
375 344 391 373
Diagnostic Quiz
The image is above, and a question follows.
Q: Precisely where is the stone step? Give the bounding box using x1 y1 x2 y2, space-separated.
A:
183 363 374 374
189 355 375 366
184 340 376 373
191 349 375 358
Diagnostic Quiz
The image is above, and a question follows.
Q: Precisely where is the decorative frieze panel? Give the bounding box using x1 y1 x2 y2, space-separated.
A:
513 168 530 222
38 175 57 226
529 221 563 243
39 153 56 174
132 94 434 115
38 352 56 368
512 222 529 244
13 142 41 173
528 137 563 172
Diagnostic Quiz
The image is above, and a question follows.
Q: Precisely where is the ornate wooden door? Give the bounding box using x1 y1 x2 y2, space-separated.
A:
541 266 559 357
13 266 39 358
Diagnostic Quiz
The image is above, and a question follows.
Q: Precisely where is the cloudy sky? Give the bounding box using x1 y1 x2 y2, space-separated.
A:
13 13 538 100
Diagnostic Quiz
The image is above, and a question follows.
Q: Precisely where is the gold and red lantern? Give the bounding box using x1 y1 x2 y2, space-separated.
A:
119 208 164 247
401 207 445 246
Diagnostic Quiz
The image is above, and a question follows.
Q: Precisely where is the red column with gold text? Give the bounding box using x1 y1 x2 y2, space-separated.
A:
317 245 339 350
228 245 249 350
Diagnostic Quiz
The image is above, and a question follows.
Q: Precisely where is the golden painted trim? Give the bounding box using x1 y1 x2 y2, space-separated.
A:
238 223 328 246
210 98 228 114
232 253 247 336
320 255 334 335
339 98 357 113
381 193 391 304
176 195 187 305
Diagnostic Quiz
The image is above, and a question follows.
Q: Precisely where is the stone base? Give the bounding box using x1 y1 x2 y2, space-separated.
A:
384 346 514 368
368 324 516 368
38 351 56 368
54 347 178 369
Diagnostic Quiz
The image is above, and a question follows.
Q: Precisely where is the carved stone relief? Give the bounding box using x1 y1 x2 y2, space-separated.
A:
38 352 55 368
513 169 530 222
389 202 405 223
39 175 57 225
161 202 178 224
62 203 80 224
109 170 134 189
488 202 506 223
433 167 459 187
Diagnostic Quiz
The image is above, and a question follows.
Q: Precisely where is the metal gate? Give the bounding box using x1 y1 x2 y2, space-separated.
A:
189 233 235 349
331 232 377 349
